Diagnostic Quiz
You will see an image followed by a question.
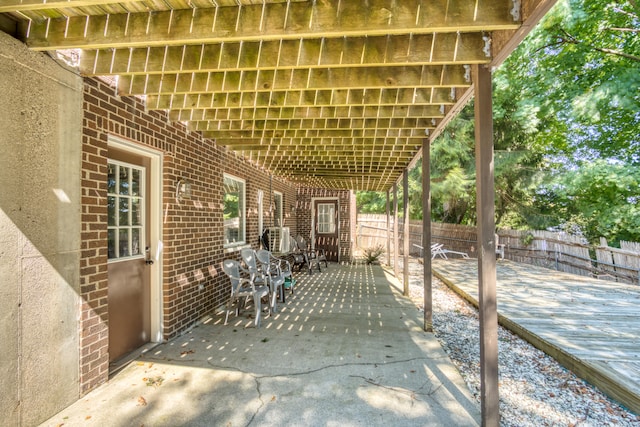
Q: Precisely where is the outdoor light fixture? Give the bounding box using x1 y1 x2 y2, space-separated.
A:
175 178 192 203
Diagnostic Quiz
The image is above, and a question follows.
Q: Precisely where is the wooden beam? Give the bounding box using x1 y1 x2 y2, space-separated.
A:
117 65 470 96
386 190 391 268
422 138 433 332
403 168 410 296
474 64 499 427
0 0 307 13
22 1 519 50
0 0 136 12
201 128 427 139
169 105 445 122
393 182 399 279
236 158 416 165
146 88 455 110
194 117 436 133
214 136 424 146
490 0 559 68
80 33 489 76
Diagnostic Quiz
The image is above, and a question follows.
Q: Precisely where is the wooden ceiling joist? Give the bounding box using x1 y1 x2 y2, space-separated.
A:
201 128 427 139
145 87 456 110
117 65 470 96
169 105 445 122
20 1 519 51
79 33 489 76
214 136 422 146
192 117 435 132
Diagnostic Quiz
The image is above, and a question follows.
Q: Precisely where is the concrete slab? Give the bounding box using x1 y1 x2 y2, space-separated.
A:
40 263 480 426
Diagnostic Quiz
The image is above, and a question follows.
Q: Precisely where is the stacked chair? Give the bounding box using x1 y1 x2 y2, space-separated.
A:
222 247 293 327
221 259 269 328
292 235 328 275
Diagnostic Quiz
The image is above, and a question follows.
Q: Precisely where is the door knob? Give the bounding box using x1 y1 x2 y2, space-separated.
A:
145 246 154 265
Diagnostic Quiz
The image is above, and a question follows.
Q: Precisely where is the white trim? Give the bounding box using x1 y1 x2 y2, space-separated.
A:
223 173 246 248
106 159 146 263
310 196 340 262
257 189 264 236
108 136 164 344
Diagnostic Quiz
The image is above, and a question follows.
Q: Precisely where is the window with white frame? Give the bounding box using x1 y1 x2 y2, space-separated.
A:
223 174 246 247
317 202 336 234
107 161 145 260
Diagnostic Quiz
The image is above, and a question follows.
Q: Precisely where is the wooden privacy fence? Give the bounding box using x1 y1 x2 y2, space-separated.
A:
356 214 640 285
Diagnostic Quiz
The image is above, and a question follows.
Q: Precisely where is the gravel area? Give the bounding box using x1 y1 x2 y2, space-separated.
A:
393 256 640 426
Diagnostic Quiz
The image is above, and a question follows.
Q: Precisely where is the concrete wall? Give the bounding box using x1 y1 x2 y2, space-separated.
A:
0 31 84 426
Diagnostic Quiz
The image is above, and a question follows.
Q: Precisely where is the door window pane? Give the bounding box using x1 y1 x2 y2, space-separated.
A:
223 174 246 247
131 228 141 256
108 229 116 259
107 196 116 226
108 160 145 260
107 164 117 194
119 167 130 195
318 203 336 234
119 229 130 257
119 198 130 226
131 197 141 226
131 169 141 196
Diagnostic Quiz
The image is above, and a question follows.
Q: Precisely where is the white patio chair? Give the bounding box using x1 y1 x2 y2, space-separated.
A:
495 234 505 259
256 249 288 311
431 243 469 259
240 248 267 287
294 235 326 274
222 259 269 328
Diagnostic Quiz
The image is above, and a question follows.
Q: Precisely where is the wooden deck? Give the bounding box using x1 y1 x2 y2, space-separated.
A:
431 259 640 415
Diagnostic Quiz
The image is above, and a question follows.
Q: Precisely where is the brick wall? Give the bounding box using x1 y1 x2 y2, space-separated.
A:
80 77 297 394
296 188 354 261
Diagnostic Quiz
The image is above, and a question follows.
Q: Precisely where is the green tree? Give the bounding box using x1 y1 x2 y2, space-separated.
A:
430 109 476 224
356 191 387 214
535 160 640 244
517 0 639 163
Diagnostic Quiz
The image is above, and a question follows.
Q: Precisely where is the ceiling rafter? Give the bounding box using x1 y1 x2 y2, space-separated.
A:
191 117 436 132
169 105 446 122
116 65 471 96
0 0 553 191
19 1 519 51
145 87 456 110
79 33 489 76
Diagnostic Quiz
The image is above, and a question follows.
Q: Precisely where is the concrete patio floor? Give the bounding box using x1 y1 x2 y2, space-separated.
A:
41 263 480 427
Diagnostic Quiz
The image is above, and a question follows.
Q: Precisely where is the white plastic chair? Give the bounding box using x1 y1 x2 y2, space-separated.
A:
222 259 269 327
293 235 325 274
256 249 287 312
495 234 505 259
431 243 469 259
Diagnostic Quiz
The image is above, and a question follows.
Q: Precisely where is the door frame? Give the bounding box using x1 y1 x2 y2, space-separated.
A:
107 135 164 344
311 197 340 262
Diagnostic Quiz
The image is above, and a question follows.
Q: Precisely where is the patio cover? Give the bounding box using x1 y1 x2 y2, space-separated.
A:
0 0 555 192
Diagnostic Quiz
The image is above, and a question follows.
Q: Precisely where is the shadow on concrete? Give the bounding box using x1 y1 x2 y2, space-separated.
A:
41 263 480 426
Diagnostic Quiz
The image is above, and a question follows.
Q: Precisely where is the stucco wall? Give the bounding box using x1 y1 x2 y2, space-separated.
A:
0 31 84 426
